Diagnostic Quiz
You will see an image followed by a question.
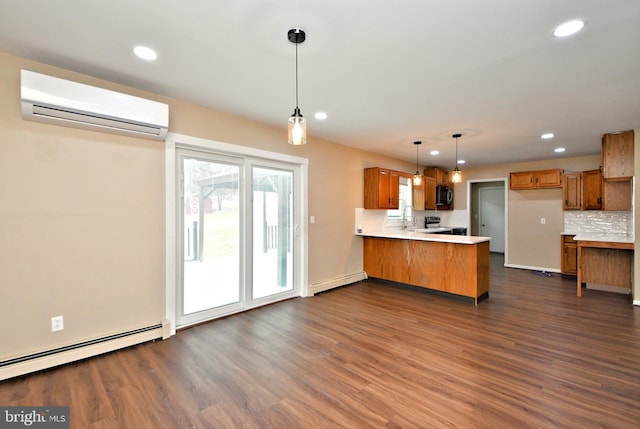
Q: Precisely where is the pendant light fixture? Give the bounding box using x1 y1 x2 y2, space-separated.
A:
413 141 422 186
287 28 307 145
451 133 462 183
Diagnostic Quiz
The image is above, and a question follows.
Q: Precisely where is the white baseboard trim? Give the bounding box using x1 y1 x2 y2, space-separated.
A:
633 300 640 306
504 263 561 274
311 272 368 295
0 322 166 381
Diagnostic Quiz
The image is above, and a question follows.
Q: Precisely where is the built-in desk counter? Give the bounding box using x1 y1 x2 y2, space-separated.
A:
357 230 491 304
573 232 634 297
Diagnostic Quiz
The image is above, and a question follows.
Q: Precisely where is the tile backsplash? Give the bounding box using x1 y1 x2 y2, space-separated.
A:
356 208 634 236
354 208 469 233
563 211 632 235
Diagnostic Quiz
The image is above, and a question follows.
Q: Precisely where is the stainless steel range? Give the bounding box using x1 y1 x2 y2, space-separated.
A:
424 216 467 235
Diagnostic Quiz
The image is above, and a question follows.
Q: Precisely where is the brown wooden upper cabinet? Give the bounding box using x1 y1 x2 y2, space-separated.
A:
424 167 450 186
510 169 562 190
424 176 436 210
562 169 602 210
601 130 634 211
602 130 634 179
364 167 400 209
412 176 436 210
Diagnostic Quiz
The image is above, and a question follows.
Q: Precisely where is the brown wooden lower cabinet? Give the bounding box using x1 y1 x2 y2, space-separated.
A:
561 234 577 276
363 237 490 304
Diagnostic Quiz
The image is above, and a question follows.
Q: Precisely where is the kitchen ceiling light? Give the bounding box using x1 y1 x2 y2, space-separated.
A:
553 19 585 38
430 150 439 156
287 28 307 145
451 133 462 184
314 112 327 120
541 133 555 139
555 147 566 153
413 141 423 186
133 45 157 61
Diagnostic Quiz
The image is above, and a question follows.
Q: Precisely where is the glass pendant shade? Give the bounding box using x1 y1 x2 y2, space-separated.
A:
288 107 306 145
413 173 422 186
451 167 462 183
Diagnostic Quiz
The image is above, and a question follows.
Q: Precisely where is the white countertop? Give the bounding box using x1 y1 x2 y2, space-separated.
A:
356 230 491 245
570 232 634 244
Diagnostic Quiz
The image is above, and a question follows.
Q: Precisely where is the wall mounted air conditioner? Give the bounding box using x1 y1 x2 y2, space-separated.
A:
21 69 169 140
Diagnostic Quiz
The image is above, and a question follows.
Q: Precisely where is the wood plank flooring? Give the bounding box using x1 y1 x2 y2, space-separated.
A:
2 254 640 428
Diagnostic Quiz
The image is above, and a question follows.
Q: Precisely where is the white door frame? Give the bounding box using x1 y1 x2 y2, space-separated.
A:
165 133 309 336
466 178 508 265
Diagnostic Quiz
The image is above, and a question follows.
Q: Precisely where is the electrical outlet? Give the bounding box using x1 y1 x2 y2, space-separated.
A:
540 217 546 225
51 315 64 332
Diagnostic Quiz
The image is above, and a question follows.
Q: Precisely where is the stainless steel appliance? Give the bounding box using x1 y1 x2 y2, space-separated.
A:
425 216 442 228
451 227 468 235
424 217 467 235
436 186 452 205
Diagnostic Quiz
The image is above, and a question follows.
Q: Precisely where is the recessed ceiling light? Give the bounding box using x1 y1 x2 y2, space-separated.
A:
541 133 555 139
553 19 585 38
457 160 466 165
314 112 327 120
555 147 566 153
133 45 157 61
430 150 439 156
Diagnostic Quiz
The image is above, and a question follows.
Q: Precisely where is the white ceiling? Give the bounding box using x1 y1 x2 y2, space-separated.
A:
1 1 639 167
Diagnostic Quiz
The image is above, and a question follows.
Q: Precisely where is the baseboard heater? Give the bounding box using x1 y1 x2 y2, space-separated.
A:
311 272 368 294
0 320 170 381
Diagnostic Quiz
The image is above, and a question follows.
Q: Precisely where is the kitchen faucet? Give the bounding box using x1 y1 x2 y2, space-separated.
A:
402 205 416 230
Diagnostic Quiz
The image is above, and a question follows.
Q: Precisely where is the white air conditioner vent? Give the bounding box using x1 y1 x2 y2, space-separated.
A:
21 69 169 140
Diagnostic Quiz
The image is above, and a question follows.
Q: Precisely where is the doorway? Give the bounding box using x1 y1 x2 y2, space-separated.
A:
479 187 505 253
178 151 242 325
469 179 507 256
166 134 308 332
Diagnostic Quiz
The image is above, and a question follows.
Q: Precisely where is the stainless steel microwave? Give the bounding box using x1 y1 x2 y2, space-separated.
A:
436 186 452 205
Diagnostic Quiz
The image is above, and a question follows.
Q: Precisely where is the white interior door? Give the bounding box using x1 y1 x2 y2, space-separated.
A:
479 187 505 253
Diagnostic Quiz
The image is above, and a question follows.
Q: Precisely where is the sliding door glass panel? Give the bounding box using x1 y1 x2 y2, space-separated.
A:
181 156 240 316
252 167 294 300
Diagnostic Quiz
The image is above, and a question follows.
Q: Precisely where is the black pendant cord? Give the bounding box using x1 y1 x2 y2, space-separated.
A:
416 143 419 173
455 137 458 166
295 40 299 110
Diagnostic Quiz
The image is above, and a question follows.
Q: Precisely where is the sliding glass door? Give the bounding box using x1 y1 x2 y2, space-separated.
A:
178 151 242 325
176 148 300 327
252 166 294 300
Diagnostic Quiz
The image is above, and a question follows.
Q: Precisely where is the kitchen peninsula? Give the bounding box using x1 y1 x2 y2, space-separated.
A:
358 230 491 304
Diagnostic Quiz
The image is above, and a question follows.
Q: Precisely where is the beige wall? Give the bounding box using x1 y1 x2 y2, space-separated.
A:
456 155 602 270
0 52 416 360
635 129 639 303
2 50 638 361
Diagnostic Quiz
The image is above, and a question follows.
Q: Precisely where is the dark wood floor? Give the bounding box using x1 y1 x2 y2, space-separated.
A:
2 254 640 428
